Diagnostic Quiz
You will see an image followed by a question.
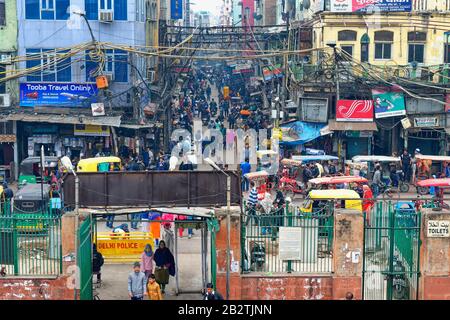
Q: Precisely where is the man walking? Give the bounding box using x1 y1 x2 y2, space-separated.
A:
128 262 148 300
400 149 412 182
240 158 251 191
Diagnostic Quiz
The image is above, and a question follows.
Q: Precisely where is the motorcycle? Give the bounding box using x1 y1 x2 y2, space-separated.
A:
250 242 266 271
392 256 410 300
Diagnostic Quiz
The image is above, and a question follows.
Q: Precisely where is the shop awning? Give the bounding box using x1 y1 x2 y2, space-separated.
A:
0 135 16 143
4 113 122 127
328 120 378 131
120 123 156 129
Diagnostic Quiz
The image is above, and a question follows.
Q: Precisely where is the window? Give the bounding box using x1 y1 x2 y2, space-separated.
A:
26 48 72 82
25 0 70 20
85 0 127 20
408 32 426 63
341 45 353 57
338 30 357 42
85 49 128 83
0 65 5 94
360 34 370 62
0 0 6 26
374 31 393 60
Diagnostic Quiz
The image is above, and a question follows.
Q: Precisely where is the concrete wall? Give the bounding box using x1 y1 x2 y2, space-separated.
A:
214 207 364 300
0 214 78 300
420 209 450 300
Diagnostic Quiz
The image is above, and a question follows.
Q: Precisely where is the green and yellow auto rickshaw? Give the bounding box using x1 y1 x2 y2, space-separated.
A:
18 157 59 185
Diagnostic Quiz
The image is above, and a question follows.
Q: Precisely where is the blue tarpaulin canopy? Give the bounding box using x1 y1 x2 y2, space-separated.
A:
279 121 327 146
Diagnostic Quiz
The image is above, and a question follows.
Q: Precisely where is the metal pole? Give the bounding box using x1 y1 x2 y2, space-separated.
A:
201 222 206 292
226 175 231 300
74 172 80 300
175 221 179 295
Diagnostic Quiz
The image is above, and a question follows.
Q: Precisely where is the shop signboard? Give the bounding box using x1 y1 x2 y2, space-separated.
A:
262 65 283 81
372 87 407 119
74 125 110 137
414 117 439 128
330 0 412 13
446 93 450 112
170 0 183 20
20 82 98 108
336 100 374 122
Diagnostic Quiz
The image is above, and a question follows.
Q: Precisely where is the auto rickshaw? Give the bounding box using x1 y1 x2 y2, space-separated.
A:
280 158 302 180
299 189 362 253
18 156 59 185
13 183 56 233
352 155 410 193
245 171 272 201
308 176 368 190
77 156 122 172
415 155 450 180
300 189 363 214
416 178 450 210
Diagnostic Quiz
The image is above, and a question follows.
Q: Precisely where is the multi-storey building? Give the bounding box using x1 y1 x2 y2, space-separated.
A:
287 0 450 159
220 0 232 26
0 0 18 179
9 0 153 164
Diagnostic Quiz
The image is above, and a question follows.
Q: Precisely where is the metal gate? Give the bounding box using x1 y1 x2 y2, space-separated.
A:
77 216 93 300
362 201 421 300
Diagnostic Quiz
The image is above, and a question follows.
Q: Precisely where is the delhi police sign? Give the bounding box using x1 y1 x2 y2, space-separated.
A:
427 220 450 238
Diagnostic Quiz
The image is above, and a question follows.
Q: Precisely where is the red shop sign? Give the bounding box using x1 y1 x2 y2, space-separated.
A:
336 100 374 122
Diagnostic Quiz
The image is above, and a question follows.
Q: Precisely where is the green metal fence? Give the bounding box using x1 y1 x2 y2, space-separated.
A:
362 201 421 300
78 216 93 300
241 202 334 274
0 200 62 277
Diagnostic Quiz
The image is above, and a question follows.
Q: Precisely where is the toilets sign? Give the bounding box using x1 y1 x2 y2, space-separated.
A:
427 220 450 238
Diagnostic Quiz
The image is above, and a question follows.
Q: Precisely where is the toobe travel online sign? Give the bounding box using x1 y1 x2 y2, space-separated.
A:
20 82 98 108
331 0 412 12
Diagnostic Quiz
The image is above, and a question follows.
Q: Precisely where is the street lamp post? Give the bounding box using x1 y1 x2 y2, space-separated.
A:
204 157 231 300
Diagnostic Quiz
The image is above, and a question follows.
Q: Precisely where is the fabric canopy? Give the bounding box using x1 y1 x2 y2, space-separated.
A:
280 121 327 146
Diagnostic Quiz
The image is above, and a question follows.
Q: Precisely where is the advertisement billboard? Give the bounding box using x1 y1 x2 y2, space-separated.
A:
262 65 283 81
171 0 183 20
20 82 98 108
372 87 407 119
336 100 374 122
331 0 412 13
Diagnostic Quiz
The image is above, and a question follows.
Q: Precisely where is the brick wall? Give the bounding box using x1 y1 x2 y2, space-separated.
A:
0 276 74 300
241 276 333 300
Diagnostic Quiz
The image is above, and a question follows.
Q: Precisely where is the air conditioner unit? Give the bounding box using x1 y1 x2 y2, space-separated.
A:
0 54 12 64
0 94 11 107
147 70 155 82
99 10 114 23
104 72 114 82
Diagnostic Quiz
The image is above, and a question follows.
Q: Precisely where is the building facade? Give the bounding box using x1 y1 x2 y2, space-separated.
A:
0 0 18 179
287 0 450 159
9 0 153 165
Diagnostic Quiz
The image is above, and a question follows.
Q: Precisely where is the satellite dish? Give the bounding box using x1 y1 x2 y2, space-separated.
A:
303 0 311 10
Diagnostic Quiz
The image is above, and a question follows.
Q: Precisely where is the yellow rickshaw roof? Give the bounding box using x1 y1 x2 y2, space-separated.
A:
256 150 278 157
77 157 122 166
308 189 360 199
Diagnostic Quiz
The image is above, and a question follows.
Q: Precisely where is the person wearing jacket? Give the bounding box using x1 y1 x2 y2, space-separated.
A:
203 283 224 300
153 240 176 294
147 274 163 300
140 244 154 280
92 244 104 284
128 262 148 300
